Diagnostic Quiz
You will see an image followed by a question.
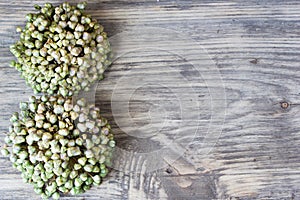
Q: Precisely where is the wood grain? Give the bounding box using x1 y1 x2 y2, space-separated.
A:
1 0 300 199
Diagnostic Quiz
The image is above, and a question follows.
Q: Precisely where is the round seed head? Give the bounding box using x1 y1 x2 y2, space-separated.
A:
4 94 115 198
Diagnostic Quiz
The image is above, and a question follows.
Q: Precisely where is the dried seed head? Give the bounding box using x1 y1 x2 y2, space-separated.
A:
4 95 115 198
10 2 112 96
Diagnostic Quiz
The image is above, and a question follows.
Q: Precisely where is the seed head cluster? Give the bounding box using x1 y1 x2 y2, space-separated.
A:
2 95 115 199
10 2 112 96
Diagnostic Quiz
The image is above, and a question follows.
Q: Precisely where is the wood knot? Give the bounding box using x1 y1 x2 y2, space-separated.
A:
250 58 259 64
280 101 289 109
165 168 173 174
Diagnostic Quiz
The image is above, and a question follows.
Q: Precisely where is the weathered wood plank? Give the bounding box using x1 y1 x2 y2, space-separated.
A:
1 0 300 199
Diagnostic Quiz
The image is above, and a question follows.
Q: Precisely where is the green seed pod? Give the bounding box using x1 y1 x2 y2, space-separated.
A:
4 135 12 145
18 151 29 160
45 172 54 179
84 149 94 158
85 139 94 149
52 192 60 200
68 139 75 147
14 136 26 144
53 105 64 114
59 138 68 146
92 166 100 173
28 146 37 154
83 164 93 172
49 114 58 124
109 140 116 148
88 157 97 165
74 163 82 170
1 148 9 156
61 168 70 178
56 176 64 186
77 157 87 166
34 187 43 195
65 179 73 189
58 186 67 193
19 102 28 110
69 170 78 180
85 177 93 186
58 128 69 136
25 120 35 128
53 167 63 176
92 175 101 184
67 147 81 157
10 112 19 123
74 177 83 187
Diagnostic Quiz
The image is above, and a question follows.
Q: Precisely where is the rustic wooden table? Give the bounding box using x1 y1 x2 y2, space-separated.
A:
1 0 300 199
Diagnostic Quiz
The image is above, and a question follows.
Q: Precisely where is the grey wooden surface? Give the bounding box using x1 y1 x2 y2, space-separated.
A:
1 0 300 199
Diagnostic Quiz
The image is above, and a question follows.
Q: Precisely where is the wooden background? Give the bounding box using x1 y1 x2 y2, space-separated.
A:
1 0 300 199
